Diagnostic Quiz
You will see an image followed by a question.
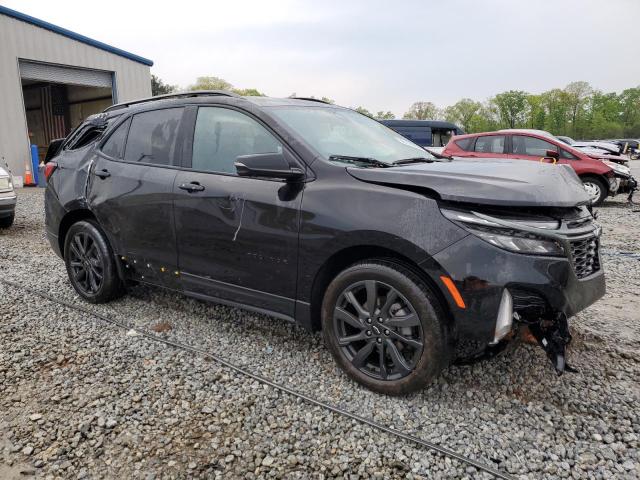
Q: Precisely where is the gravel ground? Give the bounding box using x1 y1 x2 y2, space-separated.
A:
1 163 639 479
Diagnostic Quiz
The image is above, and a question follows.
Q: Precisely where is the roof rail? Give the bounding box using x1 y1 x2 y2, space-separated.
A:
288 97 333 105
104 90 241 112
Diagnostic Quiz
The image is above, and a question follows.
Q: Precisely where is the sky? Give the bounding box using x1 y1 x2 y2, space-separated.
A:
4 0 640 117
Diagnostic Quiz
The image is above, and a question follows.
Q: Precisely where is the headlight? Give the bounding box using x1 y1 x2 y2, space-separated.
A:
603 160 630 176
0 176 12 191
441 209 565 256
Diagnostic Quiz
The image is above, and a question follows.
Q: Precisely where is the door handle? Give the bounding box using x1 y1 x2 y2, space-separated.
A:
179 182 205 193
95 169 111 179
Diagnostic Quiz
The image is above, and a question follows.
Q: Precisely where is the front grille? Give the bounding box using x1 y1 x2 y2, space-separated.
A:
570 236 600 279
511 289 548 317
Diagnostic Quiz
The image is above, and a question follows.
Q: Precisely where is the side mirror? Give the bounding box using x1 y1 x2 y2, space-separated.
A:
235 152 304 180
545 149 559 159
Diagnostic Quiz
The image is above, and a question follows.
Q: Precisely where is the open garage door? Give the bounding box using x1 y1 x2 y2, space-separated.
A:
19 60 115 162
19 60 113 89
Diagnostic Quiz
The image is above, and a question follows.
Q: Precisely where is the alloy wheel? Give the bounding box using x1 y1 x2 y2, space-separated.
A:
333 280 424 381
68 232 104 295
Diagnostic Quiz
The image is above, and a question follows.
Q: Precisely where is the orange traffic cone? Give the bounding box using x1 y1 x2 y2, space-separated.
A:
24 159 35 186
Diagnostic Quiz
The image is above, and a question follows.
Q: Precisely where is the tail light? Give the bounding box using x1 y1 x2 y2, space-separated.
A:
44 161 58 181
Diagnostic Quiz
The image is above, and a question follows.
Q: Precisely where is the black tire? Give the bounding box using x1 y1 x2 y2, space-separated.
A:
581 176 608 206
0 213 14 229
64 220 124 303
321 260 449 395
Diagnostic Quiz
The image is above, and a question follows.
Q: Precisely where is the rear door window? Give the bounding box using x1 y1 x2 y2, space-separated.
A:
123 108 183 165
101 118 131 159
474 135 506 154
511 135 558 157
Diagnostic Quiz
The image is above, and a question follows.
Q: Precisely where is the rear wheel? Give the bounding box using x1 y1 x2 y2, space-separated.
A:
0 213 14 229
321 261 449 395
581 176 608 206
64 220 124 303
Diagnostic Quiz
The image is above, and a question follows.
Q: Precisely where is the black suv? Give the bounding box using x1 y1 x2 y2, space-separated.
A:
44 91 605 394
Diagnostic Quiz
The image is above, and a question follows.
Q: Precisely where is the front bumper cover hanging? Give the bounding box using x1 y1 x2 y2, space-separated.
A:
528 313 577 375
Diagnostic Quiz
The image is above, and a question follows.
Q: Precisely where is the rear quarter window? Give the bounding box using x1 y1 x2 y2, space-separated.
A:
101 118 131 159
64 114 120 151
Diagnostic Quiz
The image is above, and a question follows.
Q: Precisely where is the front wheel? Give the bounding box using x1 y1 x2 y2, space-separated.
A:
321 261 449 395
582 176 608 206
64 220 124 303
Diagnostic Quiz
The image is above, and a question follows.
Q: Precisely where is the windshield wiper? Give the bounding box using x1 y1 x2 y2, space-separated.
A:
391 157 435 165
427 150 453 161
328 155 390 168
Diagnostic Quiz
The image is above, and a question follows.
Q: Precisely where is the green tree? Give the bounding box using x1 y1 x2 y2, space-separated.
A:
525 94 546 130
619 86 640 135
189 76 264 96
443 98 481 132
233 88 265 96
467 101 500 133
354 106 373 117
403 101 441 120
585 91 623 138
376 111 395 119
189 76 233 91
493 90 529 128
564 81 592 137
541 89 571 135
151 74 177 96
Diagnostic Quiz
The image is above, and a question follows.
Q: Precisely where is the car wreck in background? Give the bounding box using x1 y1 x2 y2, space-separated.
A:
442 128 637 205
556 135 630 164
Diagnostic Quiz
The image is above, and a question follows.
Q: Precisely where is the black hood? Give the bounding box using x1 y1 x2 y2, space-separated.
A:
347 159 591 207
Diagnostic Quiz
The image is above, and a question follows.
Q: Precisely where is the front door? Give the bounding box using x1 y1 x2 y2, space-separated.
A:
509 134 567 165
173 106 304 318
88 107 186 286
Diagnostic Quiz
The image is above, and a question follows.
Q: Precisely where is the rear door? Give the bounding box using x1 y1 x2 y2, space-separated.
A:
88 107 186 286
173 105 304 318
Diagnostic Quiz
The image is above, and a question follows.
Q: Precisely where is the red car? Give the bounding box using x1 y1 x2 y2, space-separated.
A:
442 129 624 205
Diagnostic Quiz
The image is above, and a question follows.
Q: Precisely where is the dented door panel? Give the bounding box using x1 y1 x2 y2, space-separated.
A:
87 157 179 284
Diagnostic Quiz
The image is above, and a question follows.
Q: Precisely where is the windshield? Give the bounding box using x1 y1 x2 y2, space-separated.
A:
268 106 435 165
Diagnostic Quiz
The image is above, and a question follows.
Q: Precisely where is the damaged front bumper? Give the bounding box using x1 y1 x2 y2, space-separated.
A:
614 173 637 202
429 208 605 374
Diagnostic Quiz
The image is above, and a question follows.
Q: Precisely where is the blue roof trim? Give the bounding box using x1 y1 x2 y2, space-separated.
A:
0 5 154 66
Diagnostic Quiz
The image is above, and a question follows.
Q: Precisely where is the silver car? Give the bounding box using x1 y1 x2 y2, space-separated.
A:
0 165 16 228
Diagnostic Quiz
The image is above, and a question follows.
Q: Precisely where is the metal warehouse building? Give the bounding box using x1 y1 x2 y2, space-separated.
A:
0 5 153 183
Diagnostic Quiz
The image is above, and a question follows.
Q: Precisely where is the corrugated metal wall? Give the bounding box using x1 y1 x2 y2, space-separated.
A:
0 13 151 178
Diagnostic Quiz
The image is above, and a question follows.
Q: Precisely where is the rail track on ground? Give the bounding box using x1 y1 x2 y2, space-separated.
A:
0 277 516 480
